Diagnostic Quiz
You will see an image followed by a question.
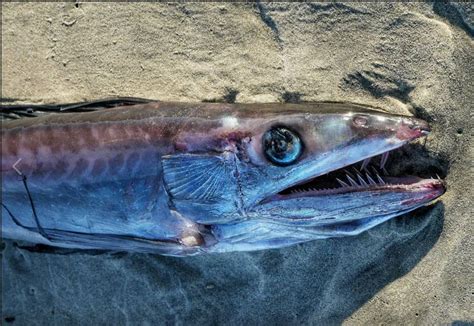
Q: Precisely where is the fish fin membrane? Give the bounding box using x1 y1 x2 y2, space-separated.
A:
1 97 156 120
4 205 199 256
162 154 238 201
14 226 198 256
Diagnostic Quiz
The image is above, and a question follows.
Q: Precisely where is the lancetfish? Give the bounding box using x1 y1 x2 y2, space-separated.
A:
1 101 445 256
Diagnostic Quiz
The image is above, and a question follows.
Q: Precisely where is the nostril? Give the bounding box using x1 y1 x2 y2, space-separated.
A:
353 116 368 127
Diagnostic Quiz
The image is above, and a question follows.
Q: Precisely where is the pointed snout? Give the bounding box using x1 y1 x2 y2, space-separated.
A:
350 113 430 142
396 117 430 141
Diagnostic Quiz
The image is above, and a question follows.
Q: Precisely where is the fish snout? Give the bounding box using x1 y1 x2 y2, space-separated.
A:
396 117 431 141
349 113 430 142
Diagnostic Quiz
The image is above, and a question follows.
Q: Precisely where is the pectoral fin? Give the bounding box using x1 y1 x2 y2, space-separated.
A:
162 153 238 201
161 153 241 224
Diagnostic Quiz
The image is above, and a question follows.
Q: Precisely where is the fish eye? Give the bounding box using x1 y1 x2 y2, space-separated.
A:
263 126 303 166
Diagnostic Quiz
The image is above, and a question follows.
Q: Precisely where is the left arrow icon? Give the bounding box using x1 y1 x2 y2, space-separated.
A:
12 158 22 175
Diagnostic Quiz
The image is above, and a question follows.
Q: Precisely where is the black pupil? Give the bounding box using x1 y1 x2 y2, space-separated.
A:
273 132 290 157
263 127 302 165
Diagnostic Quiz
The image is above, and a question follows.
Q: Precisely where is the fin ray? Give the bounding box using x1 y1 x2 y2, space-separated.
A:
162 154 237 201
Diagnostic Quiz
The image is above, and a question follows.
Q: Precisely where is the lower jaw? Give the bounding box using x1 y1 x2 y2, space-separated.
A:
311 205 427 236
273 177 445 201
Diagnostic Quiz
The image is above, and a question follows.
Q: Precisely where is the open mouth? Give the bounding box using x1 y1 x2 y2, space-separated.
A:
277 145 446 201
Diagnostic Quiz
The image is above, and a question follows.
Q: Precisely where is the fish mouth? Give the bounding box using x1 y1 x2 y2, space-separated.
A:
272 145 446 204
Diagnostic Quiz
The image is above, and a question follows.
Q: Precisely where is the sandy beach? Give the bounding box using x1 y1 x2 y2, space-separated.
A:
1 2 473 325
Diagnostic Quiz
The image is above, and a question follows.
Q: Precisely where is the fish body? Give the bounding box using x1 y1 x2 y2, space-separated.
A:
1 102 445 256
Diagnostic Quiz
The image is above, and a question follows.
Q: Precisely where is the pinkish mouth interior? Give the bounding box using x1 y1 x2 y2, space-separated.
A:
278 146 446 199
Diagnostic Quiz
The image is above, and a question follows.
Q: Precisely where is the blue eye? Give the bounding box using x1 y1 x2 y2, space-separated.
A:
263 126 303 166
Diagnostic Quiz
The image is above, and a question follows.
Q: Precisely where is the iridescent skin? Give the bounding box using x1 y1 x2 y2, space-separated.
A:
1 102 445 256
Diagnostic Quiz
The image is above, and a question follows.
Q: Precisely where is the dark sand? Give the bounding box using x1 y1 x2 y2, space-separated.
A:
2 3 473 325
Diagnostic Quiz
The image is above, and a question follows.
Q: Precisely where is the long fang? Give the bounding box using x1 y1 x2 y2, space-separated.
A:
366 173 377 185
357 174 368 186
336 178 349 188
346 174 359 187
360 158 371 171
380 152 389 169
376 173 385 185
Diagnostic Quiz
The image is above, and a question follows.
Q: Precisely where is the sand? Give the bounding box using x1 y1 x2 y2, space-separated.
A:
1 2 473 325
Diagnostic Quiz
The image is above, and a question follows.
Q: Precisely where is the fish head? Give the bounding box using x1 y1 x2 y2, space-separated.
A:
208 103 444 251
237 105 431 203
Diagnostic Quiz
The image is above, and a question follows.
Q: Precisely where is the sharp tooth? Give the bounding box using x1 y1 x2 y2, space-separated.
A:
352 167 364 179
343 169 356 179
360 157 371 171
336 178 349 187
357 174 368 186
371 166 383 177
376 173 385 185
346 174 359 187
380 152 389 169
366 173 377 185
